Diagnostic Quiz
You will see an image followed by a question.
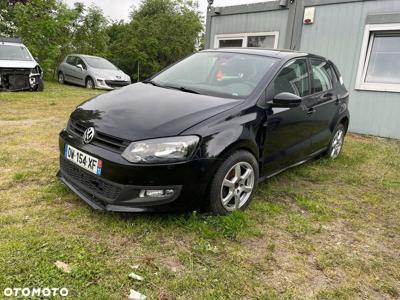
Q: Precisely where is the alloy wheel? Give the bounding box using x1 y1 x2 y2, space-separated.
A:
330 129 344 159
220 161 255 211
58 73 64 84
86 79 94 89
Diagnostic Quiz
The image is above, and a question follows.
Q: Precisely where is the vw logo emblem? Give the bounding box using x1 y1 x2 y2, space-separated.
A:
83 127 95 144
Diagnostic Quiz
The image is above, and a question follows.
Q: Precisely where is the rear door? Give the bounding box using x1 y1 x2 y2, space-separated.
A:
262 58 315 174
64 56 78 84
307 58 340 152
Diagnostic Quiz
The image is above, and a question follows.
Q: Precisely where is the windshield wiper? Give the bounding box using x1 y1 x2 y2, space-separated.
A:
143 80 200 94
142 80 162 87
163 85 200 94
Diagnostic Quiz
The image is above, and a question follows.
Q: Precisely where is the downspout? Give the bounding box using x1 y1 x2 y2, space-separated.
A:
205 0 214 49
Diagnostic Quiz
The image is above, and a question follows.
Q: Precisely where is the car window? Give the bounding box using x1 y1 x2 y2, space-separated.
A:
151 52 278 99
272 59 310 97
0 44 32 61
310 59 334 93
84 56 117 70
76 58 87 70
66 56 77 66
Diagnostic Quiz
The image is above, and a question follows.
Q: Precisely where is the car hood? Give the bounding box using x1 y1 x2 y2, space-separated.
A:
71 83 243 141
0 60 37 69
91 68 129 81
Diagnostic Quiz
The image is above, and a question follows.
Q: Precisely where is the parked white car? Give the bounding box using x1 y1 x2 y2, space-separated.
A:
0 37 44 92
57 54 131 90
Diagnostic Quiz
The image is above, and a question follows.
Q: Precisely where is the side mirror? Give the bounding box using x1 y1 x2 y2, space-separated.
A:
76 64 83 70
272 92 302 108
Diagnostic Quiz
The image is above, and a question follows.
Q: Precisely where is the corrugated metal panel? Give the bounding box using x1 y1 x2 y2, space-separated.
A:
299 0 400 138
209 9 289 48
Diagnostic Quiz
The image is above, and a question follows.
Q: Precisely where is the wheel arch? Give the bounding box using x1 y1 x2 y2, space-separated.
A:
339 116 349 133
215 139 259 162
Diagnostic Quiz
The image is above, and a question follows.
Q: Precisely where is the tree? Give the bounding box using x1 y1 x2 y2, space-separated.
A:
11 0 109 79
72 5 109 56
12 0 81 77
107 0 203 81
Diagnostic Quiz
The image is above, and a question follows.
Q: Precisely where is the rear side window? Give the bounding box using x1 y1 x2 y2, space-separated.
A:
310 59 335 93
273 59 310 97
66 56 76 65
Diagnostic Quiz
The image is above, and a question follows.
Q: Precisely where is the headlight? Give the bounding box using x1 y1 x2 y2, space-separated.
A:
121 136 199 163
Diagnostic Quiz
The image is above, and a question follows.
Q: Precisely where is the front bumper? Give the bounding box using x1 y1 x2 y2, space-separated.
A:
0 68 42 91
95 79 130 90
58 130 219 212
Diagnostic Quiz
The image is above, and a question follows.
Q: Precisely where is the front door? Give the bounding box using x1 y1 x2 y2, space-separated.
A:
262 58 315 174
69 57 86 85
64 56 79 84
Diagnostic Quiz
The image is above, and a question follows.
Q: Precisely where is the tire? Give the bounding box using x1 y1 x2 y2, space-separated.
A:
85 77 95 89
32 78 44 92
208 150 259 215
36 80 44 92
58 72 65 84
326 123 346 159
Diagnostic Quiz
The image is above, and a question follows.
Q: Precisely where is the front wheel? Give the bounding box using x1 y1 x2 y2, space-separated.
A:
208 151 259 215
327 124 346 159
85 77 95 89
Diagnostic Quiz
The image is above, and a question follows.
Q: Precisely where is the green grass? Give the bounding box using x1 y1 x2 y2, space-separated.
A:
0 82 399 299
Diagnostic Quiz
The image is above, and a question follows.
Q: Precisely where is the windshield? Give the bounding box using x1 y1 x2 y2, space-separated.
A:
151 52 278 98
0 44 32 61
84 56 117 70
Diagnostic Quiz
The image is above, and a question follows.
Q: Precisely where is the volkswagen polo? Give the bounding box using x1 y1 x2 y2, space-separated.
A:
57 49 349 214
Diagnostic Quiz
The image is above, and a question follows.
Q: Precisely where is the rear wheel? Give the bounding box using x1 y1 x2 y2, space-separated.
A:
327 123 346 159
58 72 65 84
86 77 95 89
209 151 259 215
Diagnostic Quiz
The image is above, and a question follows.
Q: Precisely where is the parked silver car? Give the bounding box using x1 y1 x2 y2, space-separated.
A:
57 54 131 90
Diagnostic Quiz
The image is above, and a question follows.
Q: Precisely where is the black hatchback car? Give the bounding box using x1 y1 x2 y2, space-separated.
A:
58 49 349 214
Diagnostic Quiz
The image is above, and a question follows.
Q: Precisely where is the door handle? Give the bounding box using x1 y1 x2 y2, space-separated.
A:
307 108 316 115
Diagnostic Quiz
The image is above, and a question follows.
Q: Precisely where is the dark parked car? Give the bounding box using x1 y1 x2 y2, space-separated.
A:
57 49 349 214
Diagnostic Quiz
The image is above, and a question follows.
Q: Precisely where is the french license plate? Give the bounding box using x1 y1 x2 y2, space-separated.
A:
64 144 102 176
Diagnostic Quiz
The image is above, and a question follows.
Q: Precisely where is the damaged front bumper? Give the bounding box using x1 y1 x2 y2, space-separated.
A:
0 67 43 92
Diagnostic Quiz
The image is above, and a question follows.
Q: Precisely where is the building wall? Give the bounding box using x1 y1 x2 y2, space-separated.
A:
207 0 400 139
299 0 400 139
209 9 289 48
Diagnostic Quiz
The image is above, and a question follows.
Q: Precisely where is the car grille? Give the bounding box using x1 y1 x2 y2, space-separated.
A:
60 157 122 201
68 120 130 153
105 80 130 88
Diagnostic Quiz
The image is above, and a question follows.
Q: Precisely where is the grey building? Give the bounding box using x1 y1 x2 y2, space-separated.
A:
205 0 400 139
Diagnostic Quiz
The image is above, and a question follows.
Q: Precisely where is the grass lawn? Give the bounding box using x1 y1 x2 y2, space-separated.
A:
0 82 399 299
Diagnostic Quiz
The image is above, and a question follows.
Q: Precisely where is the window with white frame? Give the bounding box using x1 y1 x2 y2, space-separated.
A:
214 32 279 49
356 23 400 92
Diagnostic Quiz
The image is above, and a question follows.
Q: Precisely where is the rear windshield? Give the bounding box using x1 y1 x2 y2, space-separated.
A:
84 56 117 70
152 52 278 99
0 44 32 61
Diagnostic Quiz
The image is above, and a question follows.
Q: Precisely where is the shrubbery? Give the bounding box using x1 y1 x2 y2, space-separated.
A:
0 0 203 81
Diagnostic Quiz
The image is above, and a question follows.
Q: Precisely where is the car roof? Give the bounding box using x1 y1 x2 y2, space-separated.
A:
69 54 105 59
202 48 326 60
0 42 24 46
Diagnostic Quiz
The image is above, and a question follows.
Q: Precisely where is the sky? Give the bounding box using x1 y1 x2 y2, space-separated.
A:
63 0 269 21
